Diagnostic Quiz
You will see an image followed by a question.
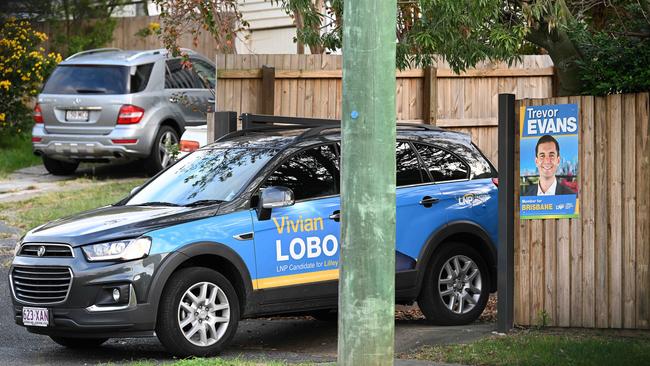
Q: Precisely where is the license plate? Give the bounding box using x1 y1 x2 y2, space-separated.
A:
65 110 89 122
22 307 49 327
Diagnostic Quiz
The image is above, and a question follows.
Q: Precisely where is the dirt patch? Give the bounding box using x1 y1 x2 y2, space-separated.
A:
395 294 498 323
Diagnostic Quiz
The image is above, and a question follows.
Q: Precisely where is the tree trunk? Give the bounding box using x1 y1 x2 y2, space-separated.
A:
63 0 71 56
526 27 583 96
307 0 325 54
294 11 305 54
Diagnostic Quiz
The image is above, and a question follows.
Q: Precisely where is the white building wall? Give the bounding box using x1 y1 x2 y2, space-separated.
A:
113 1 300 54
236 0 299 54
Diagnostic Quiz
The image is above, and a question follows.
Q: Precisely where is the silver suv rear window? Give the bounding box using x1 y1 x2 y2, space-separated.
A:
42 63 154 94
43 65 129 94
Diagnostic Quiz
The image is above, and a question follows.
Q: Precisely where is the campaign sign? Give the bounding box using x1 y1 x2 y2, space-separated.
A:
520 103 579 219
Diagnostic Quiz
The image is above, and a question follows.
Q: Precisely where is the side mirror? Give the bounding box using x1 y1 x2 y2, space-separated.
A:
257 186 294 221
130 186 141 196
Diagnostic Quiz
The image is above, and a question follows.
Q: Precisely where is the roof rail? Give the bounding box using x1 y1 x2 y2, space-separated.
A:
216 113 443 142
126 49 164 61
65 48 122 61
239 113 339 130
295 125 340 140
215 125 307 142
126 48 198 61
396 123 442 131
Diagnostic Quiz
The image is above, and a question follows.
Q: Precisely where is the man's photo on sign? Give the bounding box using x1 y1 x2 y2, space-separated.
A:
520 135 578 197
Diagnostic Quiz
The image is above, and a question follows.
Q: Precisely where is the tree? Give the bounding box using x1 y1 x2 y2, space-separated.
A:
569 1 650 95
272 0 341 54
0 0 127 57
150 0 243 56
279 0 650 96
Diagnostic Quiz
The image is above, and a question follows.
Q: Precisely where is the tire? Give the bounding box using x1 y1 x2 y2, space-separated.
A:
49 336 108 348
418 242 490 325
156 267 240 357
145 125 179 175
42 156 79 175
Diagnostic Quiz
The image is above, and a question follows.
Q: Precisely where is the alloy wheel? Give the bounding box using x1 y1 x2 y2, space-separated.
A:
177 281 230 347
437 255 482 315
158 130 178 169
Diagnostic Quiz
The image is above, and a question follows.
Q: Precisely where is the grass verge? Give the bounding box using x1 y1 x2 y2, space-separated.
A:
0 134 41 178
0 178 145 230
407 328 650 366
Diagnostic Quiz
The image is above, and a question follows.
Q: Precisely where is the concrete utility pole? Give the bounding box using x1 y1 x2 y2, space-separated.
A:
338 0 397 364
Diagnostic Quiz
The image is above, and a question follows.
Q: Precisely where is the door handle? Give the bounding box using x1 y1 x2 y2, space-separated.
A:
329 210 341 222
419 196 439 208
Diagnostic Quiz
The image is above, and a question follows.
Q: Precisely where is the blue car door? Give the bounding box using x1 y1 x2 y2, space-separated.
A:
413 142 497 242
250 144 341 297
394 142 447 278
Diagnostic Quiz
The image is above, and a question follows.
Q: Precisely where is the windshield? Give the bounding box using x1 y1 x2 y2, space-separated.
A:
126 148 277 206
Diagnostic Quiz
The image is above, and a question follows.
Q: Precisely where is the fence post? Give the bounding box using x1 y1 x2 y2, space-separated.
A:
423 66 437 125
207 111 237 143
260 66 275 115
497 93 515 333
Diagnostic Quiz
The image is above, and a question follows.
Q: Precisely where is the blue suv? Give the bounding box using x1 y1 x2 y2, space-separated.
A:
10 114 498 356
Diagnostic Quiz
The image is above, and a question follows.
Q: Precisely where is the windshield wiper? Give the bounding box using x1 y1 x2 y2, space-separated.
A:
184 199 223 207
136 201 181 207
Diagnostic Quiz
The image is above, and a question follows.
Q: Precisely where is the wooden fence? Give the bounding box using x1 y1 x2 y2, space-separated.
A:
514 93 650 329
33 16 224 62
215 54 555 165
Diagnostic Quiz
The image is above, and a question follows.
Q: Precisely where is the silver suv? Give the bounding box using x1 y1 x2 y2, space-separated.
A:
32 48 216 175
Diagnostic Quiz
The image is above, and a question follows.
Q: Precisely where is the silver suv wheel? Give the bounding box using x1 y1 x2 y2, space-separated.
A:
159 130 178 169
178 282 230 347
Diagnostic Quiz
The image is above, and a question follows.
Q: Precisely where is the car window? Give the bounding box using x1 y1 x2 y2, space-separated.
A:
42 65 129 94
129 63 154 93
165 59 202 89
396 141 429 186
191 59 216 89
414 143 469 182
126 148 277 205
262 144 339 201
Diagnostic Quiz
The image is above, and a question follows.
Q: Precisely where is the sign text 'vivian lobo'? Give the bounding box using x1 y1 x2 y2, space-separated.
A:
519 103 580 219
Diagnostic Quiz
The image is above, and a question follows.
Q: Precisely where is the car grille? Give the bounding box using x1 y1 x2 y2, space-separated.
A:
18 244 73 258
11 266 73 304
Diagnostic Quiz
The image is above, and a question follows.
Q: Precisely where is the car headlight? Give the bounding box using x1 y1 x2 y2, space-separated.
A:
82 237 151 262
13 237 24 257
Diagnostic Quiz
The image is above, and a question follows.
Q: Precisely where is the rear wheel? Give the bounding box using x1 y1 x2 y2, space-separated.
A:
418 242 490 325
49 336 108 348
156 267 240 357
145 125 178 175
42 156 79 175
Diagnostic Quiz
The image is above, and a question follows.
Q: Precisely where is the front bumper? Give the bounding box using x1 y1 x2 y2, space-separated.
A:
31 124 153 161
10 248 168 338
